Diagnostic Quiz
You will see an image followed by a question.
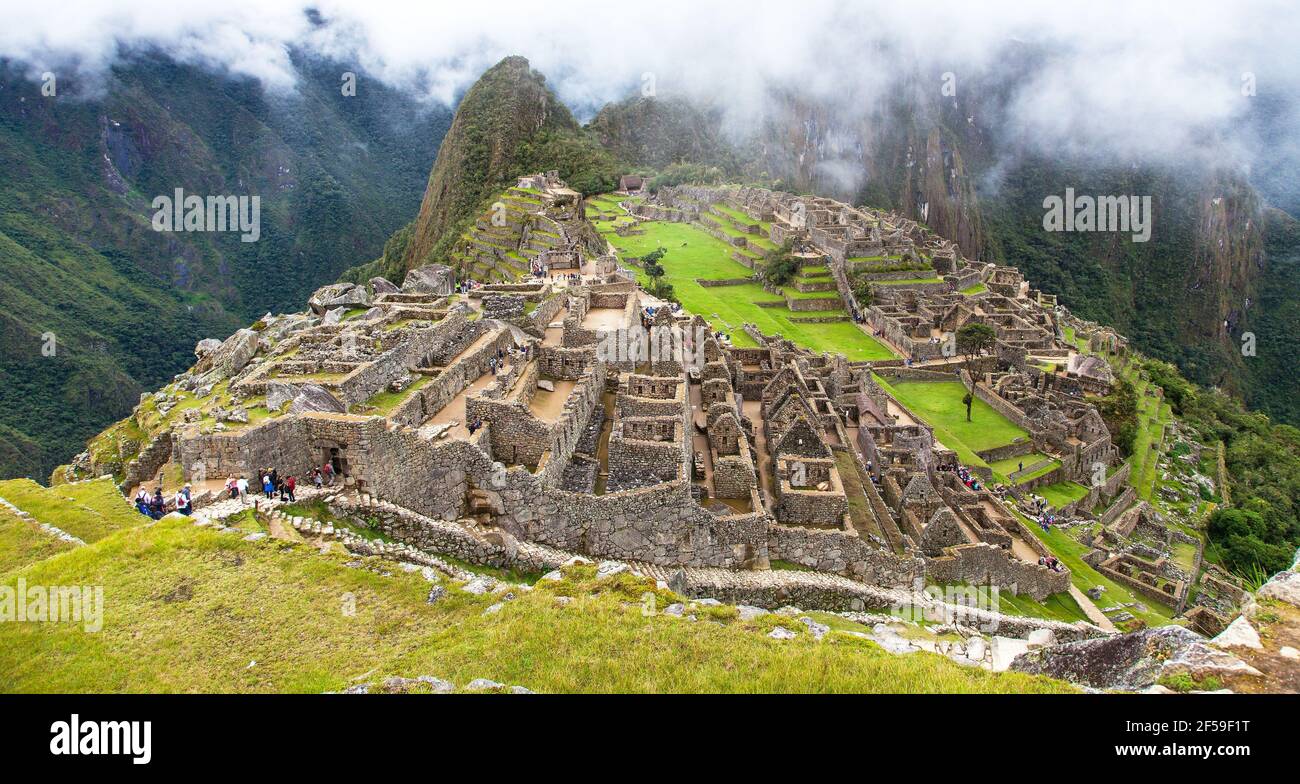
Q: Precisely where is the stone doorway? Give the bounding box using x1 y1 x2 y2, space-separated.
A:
324 446 349 478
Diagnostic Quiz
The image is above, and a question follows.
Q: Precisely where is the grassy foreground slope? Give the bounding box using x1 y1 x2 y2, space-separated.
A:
0 513 1073 694
0 478 141 543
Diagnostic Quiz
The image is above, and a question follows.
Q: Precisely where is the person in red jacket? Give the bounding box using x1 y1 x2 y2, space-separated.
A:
285 475 296 502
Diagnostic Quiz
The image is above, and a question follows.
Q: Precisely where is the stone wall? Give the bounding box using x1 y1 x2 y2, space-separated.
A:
178 416 313 482
767 524 925 586
925 542 1071 601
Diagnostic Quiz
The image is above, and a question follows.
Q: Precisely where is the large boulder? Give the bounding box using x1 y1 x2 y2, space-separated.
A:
1257 569 1300 608
260 313 312 343
287 384 346 416
194 338 223 358
195 329 259 380
308 282 371 315
369 276 400 295
402 264 455 296
265 382 296 412
1010 625 1261 690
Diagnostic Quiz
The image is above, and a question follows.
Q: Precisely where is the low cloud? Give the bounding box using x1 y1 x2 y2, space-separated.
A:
4 0 1298 174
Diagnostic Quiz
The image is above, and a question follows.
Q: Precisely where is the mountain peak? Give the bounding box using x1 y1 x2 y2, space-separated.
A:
395 54 580 271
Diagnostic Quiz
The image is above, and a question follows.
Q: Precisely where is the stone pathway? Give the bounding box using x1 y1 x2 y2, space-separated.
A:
190 486 330 529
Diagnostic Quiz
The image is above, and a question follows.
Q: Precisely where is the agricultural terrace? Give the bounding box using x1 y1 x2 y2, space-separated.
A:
595 206 895 361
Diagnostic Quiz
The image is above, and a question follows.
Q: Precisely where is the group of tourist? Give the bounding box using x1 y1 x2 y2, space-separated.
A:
489 345 528 376
1022 494 1060 532
546 271 584 285
938 462 984 492
133 484 193 519
221 463 330 505
455 279 483 295
254 468 297 502
1037 554 1065 573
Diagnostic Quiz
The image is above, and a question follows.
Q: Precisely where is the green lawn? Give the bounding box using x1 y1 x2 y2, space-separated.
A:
1109 357 1173 501
988 453 1059 484
712 203 760 226
0 509 77 573
1035 481 1091 510
880 380 1028 467
0 515 1074 693
602 215 895 360
933 580 1090 624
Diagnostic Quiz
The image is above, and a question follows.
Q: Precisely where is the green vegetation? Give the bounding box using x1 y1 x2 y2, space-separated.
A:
360 375 433 416
956 323 998 421
602 216 894 360
0 57 447 481
758 240 800 287
932 581 1089 624
0 509 77 573
1157 671 1223 693
1035 481 1091 510
1135 356 1300 578
0 477 143 544
987 453 1059 485
881 379 1028 467
0 516 1074 693
347 55 620 285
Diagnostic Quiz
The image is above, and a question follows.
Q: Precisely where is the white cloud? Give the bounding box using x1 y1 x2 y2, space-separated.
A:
3 0 1298 168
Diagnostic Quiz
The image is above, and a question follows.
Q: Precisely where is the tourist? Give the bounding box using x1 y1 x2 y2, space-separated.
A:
226 476 238 500
236 475 249 502
323 461 335 486
312 468 324 490
262 473 274 500
285 475 296 503
174 488 191 516
134 488 150 516
149 488 165 520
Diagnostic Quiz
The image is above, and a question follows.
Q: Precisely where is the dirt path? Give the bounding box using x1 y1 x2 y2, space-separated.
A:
741 399 775 513
1069 584 1117 631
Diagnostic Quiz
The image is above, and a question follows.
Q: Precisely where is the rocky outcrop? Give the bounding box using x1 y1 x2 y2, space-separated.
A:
308 283 371 315
1010 625 1260 690
194 329 259 381
402 264 455 296
1257 569 1300 607
370 276 400 295
287 384 346 416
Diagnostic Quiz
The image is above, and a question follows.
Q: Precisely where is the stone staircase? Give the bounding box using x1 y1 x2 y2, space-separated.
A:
189 486 329 527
